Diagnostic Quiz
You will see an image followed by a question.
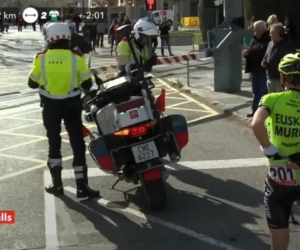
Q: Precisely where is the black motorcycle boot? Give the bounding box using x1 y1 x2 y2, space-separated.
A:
75 167 100 201
45 166 64 196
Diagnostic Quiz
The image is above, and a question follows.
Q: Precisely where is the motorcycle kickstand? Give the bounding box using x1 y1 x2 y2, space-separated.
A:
110 178 121 190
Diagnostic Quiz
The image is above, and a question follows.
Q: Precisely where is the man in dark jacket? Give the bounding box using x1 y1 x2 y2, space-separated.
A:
73 14 82 33
65 21 91 54
262 23 296 93
82 20 97 53
244 20 270 117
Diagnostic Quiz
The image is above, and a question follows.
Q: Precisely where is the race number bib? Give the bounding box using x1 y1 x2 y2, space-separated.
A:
268 165 299 185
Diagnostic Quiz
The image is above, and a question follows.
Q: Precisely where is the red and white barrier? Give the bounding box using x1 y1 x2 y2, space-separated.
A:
90 52 212 75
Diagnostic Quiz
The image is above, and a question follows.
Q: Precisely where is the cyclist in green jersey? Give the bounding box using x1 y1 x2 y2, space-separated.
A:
252 53 300 250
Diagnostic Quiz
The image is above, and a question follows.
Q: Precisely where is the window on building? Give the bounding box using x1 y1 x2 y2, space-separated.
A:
163 3 168 10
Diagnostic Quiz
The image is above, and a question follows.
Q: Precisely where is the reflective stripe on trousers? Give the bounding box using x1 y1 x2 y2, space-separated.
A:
48 158 62 168
39 53 80 99
74 166 86 179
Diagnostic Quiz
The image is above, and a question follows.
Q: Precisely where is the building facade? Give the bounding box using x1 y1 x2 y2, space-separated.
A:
98 0 198 23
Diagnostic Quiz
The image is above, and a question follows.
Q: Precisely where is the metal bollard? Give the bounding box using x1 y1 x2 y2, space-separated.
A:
192 39 195 53
187 60 190 87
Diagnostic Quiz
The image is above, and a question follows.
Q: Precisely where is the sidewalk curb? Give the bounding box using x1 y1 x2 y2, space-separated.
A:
161 77 252 127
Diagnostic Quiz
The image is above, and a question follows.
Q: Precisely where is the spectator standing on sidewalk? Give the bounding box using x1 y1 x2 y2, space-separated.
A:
17 14 23 32
73 14 82 33
115 13 126 47
159 18 173 57
150 18 158 53
266 14 279 28
32 21 36 31
262 23 296 93
284 16 297 42
244 21 270 118
82 20 97 54
95 19 106 48
123 16 132 25
108 19 117 55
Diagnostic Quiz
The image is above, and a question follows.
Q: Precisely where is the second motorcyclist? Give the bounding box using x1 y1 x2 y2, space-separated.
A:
116 19 158 76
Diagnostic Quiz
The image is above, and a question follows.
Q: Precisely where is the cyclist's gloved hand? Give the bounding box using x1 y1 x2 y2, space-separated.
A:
260 143 282 160
289 153 300 165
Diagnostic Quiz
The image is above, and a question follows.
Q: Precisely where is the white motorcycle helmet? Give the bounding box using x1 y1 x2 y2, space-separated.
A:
44 22 71 44
42 20 61 37
65 20 76 34
132 19 158 40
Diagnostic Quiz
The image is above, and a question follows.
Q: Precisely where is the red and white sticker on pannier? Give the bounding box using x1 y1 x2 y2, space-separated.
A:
129 109 139 119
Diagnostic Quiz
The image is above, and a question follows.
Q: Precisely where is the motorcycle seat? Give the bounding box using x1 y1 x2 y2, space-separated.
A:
102 76 135 104
102 76 131 90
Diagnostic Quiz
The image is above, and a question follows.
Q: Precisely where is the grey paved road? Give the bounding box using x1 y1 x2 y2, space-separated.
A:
1 29 300 250
0 103 281 250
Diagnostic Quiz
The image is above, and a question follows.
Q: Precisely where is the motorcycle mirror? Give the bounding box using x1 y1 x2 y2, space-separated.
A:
116 24 132 36
116 55 130 65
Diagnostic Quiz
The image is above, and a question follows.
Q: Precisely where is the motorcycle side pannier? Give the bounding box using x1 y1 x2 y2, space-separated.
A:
160 114 189 150
88 133 125 174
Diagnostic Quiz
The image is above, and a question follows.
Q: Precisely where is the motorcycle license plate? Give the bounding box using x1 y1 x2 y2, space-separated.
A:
131 141 159 163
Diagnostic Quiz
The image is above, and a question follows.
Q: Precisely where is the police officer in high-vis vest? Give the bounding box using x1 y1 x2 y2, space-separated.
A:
117 19 158 75
28 22 100 200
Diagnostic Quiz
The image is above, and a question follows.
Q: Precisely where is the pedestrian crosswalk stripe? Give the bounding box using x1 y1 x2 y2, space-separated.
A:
23 40 32 45
2 40 43 46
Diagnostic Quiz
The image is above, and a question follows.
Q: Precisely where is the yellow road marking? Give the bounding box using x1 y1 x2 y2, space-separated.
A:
0 153 45 163
10 109 41 117
0 121 43 133
156 78 218 115
0 151 89 182
0 138 45 152
0 131 45 138
166 100 192 108
0 76 219 183
0 84 24 88
157 96 187 100
165 91 178 96
0 116 42 122
187 113 218 124
169 107 212 112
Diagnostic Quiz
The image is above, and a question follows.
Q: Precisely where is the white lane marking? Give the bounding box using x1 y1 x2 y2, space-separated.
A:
23 40 32 45
58 188 118 228
65 186 242 250
0 106 40 117
43 171 59 250
55 200 80 245
59 158 267 179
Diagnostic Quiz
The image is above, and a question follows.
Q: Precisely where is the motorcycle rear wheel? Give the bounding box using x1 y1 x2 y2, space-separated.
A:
141 177 167 210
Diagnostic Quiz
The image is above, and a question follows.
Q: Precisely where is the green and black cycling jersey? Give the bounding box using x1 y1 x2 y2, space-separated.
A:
259 89 300 164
